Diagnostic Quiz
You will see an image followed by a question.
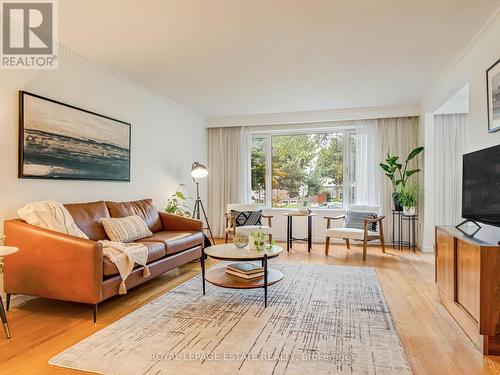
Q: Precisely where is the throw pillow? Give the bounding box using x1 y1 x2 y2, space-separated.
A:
100 215 153 243
344 210 378 231
230 210 263 227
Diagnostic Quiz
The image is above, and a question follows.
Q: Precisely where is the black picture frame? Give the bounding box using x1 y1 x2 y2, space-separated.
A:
18 91 131 181
486 58 500 133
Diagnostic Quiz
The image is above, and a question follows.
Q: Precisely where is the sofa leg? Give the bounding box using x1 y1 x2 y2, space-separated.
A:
225 232 228 244
325 237 330 255
345 239 350 249
92 304 98 324
363 238 368 261
6 294 11 311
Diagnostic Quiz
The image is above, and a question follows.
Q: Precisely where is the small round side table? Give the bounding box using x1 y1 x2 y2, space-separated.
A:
0 246 18 339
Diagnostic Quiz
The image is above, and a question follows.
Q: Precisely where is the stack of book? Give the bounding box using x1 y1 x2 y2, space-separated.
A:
226 262 264 279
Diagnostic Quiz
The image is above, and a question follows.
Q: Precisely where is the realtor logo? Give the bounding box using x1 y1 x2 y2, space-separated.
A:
1 0 58 69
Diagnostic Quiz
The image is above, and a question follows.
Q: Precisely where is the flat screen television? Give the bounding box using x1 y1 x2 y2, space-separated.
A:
462 144 500 227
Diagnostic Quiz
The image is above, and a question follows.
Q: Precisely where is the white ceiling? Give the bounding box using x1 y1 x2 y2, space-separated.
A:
59 0 500 117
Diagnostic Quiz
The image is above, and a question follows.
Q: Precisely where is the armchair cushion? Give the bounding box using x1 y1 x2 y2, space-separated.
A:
326 227 379 240
345 210 378 231
230 210 263 226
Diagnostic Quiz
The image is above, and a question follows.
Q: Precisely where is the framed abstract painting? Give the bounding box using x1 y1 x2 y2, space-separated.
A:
487 58 500 133
19 91 131 181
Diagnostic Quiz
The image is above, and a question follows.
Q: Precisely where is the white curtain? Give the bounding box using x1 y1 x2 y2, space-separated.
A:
376 117 420 243
354 117 420 242
354 119 379 205
207 127 250 237
433 114 467 225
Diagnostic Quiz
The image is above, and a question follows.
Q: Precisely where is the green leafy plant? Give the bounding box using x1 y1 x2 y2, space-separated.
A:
265 239 277 251
249 230 276 251
379 146 424 191
399 184 420 207
165 185 191 217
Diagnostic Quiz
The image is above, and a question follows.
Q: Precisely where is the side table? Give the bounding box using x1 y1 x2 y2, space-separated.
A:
392 210 417 252
283 212 316 252
0 246 18 338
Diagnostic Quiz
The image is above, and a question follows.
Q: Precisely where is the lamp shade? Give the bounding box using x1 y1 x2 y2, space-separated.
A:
191 162 208 179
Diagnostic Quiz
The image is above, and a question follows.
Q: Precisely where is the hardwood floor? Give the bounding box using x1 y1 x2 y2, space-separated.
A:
1 242 499 374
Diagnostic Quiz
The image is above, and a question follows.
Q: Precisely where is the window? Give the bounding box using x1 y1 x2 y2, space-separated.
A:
250 137 267 204
249 130 356 209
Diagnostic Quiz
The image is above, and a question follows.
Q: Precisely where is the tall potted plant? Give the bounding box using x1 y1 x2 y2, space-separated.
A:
379 146 423 211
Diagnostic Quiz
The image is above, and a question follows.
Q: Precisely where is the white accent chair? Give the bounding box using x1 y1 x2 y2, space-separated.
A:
324 205 386 260
224 204 273 243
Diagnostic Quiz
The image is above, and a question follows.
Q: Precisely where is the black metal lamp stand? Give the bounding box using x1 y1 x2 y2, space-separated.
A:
192 179 215 245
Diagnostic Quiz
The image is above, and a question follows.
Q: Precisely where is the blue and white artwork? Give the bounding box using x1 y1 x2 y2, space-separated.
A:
19 92 130 181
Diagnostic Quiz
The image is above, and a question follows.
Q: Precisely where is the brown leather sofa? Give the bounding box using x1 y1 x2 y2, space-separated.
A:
3 199 204 322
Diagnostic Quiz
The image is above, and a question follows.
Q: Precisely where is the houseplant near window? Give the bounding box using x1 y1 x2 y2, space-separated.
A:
379 146 423 211
399 184 419 216
165 185 192 217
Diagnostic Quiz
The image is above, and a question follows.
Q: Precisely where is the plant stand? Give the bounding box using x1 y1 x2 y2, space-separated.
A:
392 210 417 252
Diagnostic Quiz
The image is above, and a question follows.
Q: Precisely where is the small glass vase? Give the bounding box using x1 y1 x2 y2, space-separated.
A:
233 232 249 249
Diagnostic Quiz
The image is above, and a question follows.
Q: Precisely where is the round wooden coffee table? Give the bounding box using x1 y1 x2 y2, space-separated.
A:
202 244 283 307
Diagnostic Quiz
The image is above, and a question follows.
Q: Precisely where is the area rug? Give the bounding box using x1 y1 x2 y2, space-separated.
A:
49 263 411 375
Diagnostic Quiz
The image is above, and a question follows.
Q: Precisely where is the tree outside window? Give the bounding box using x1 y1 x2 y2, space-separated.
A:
251 132 348 208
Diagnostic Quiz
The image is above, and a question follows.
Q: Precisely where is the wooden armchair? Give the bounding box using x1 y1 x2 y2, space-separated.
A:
324 205 386 260
224 204 273 243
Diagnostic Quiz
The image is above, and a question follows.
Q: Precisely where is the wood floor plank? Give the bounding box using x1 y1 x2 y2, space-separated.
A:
0 242 499 374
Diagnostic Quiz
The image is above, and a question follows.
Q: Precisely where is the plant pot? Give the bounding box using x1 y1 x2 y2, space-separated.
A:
403 206 416 216
392 192 403 211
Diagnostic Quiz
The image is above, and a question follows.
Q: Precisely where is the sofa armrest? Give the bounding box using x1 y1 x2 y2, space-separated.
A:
159 212 202 232
3 219 103 304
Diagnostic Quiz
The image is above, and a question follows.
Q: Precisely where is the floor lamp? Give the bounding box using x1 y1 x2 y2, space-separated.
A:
191 162 215 245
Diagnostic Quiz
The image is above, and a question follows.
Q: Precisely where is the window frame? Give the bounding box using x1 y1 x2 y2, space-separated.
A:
248 127 356 210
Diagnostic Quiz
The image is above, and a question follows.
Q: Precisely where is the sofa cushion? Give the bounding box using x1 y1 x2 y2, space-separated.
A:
106 199 162 233
100 215 152 243
140 231 203 255
64 201 110 241
103 241 166 277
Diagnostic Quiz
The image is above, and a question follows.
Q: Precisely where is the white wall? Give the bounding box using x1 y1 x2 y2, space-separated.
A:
0 48 206 235
420 10 500 250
